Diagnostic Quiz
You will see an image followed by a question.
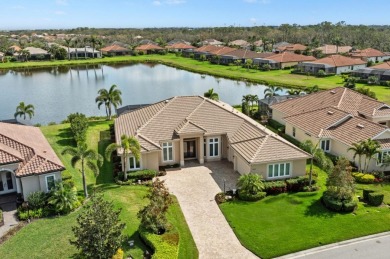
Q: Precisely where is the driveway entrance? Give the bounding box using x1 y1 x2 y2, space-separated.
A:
160 161 258 259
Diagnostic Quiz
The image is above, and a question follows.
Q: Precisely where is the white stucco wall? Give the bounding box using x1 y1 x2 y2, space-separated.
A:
335 64 366 74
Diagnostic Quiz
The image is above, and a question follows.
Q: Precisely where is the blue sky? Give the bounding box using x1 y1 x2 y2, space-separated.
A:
2 0 390 30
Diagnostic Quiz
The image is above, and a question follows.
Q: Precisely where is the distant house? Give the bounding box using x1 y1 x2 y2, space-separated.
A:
349 48 390 63
315 44 352 55
297 54 366 74
272 42 290 52
8 45 21 54
228 39 250 49
165 42 195 52
218 49 273 65
258 95 301 117
253 52 316 69
199 39 224 46
101 44 130 56
135 43 164 54
166 39 191 46
352 61 390 81
191 45 225 60
138 39 157 45
22 47 51 60
0 122 65 199
207 46 236 59
276 44 307 53
67 46 101 59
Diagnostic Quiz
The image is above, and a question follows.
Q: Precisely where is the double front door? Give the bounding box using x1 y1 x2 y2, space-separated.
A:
0 171 15 194
184 140 196 159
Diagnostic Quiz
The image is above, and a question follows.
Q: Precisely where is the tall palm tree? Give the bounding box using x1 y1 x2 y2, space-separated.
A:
264 85 282 99
72 37 80 60
242 95 252 115
249 94 259 112
204 88 219 101
61 142 103 198
89 35 98 58
105 135 141 182
20 49 30 62
362 138 381 173
64 38 72 60
14 102 35 120
95 84 122 120
332 36 344 54
348 141 365 172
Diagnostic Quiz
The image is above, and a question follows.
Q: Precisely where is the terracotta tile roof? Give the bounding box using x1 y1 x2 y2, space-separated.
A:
376 138 390 149
100 44 129 52
315 45 352 55
200 39 224 46
228 40 250 47
0 150 21 165
371 61 390 69
277 44 307 52
222 49 270 59
9 45 21 52
0 123 64 177
261 52 316 63
305 54 366 67
271 87 390 119
135 43 163 51
208 46 236 55
115 96 310 164
350 48 387 58
165 43 195 49
194 45 220 53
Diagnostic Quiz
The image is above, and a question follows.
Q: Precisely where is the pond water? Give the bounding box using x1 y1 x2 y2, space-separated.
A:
0 63 285 124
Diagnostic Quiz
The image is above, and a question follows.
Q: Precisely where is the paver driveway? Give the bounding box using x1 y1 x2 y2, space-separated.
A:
160 161 258 259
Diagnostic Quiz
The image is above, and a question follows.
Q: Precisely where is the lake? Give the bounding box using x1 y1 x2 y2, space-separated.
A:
0 63 285 124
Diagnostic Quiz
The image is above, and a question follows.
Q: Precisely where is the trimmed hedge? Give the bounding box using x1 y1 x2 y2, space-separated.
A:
127 169 157 182
139 227 179 259
322 192 357 212
363 189 375 201
368 192 384 206
264 176 315 195
238 190 266 201
264 181 287 195
352 172 375 184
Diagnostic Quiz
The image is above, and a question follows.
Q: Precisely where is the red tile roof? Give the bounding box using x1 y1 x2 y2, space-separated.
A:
100 44 129 52
350 48 387 58
135 43 164 51
306 54 366 67
263 52 316 63
371 61 390 69
315 45 352 55
165 43 195 49
277 44 307 52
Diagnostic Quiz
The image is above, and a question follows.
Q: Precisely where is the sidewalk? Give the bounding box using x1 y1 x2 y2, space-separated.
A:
0 202 18 238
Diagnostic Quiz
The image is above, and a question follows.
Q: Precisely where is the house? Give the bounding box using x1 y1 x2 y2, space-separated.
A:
228 40 250 49
165 42 195 52
67 47 101 59
135 43 164 54
253 52 316 69
272 42 290 52
166 39 192 46
8 45 21 54
315 44 352 55
22 47 51 60
349 48 390 62
114 96 310 180
297 54 366 74
199 39 224 46
207 46 236 61
258 95 301 117
101 44 131 56
0 122 65 199
217 49 273 65
138 39 157 45
190 45 222 59
352 62 390 81
270 87 390 171
276 44 307 53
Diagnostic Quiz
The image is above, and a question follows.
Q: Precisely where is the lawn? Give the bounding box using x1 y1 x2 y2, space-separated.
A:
220 165 390 259
2 54 390 103
0 120 197 259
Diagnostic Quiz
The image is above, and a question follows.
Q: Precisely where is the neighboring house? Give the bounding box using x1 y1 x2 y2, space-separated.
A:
315 44 352 55
135 43 164 54
258 95 301 116
166 39 192 46
0 122 65 199
272 42 290 52
101 44 131 56
297 54 366 74
165 42 196 52
253 52 316 69
8 45 22 54
20 47 51 60
115 96 310 180
217 49 273 65
270 87 390 171
208 46 237 60
190 45 227 60
276 43 307 53
228 39 250 49
138 39 157 45
199 39 224 46
349 48 390 62
352 61 390 81
67 46 101 59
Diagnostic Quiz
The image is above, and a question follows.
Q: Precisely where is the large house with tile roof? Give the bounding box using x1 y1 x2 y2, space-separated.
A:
297 54 366 74
271 87 390 171
253 52 316 69
115 96 310 180
349 48 390 63
352 61 390 81
0 123 64 199
315 45 352 55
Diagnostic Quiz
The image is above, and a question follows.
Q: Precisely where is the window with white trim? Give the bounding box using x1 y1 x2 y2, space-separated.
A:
209 137 219 157
45 174 56 192
377 151 390 165
320 139 330 152
162 142 173 162
268 163 291 178
129 156 141 170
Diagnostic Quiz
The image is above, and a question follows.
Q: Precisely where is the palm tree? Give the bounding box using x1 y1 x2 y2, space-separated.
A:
64 38 72 60
61 142 103 198
20 49 30 62
105 135 141 182
14 102 35 120
305 85 319 94
234 59 242 69
237 173 264 195
242 95 251 115
72 37 80 59
362 138 381 173
245 59 253 71
249 94 259 112
204 88 219 101
95 84 122 120
89 35 98 58
264 85 282 99
348 141 365 172
332 36 344 54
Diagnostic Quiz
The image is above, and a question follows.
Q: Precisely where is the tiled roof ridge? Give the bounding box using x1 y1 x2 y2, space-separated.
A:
0 149 22 163
270 134 312 158
0 133 35 161
283 105 349 119
250 135 269 163
187 120 207 132
231 135 266 145
35 154 65 173
325 114 353 130
336 87 348 108
137 134 162 150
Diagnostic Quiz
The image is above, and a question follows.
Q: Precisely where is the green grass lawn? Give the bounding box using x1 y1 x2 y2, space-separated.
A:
0 120 197 259
2 54 390 103
220 165 390 259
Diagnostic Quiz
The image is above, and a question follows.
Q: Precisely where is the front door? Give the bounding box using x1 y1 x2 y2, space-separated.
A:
184 140 196 159
0 171 16 194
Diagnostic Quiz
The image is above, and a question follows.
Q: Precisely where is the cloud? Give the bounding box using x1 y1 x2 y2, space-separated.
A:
54 10 66 15
250 18 257 24
56 0 68 6
152 0 162 5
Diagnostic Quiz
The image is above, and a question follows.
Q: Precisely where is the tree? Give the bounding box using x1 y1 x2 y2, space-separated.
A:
241 95 251 115
234 59 242 69
348 141 365 172
138 179 173 234
344 76 357 89
355 87 377 99
89 35 99 58
245 59 253 71
204 88 219 101
237 173 264 195
70 194 125 259
249 94 259 113
325 157 355 201
62 142 103 198
362 138 381 173
332 36 344 54
64 38 72 60
264 85 282 99
106 135 141 182
69 113 89 144
20 49 30 62
14 101 35 120
48 182 78 214
95 84 122 120
305 85 319 94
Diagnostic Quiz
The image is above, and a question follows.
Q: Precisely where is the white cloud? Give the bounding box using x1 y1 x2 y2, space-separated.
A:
152 0 162 6
56 0 68 6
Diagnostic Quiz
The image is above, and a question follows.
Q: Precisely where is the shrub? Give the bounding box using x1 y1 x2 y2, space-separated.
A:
48 183 79 214
18 208 46 220
215 192 227 204
127 169 157 182
112 248 124 259
27 191 47 210
352 172 375 184
363 189 375 201
139 227 179 259
343 199 358 212
368 192 384 206
322 194 343 212
238 190 266 201
317 69 326 77
237 173 264 195
264 181 287 195
70 113 88 144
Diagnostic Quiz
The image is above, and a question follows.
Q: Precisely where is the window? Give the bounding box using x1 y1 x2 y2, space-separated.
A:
377 151 390 165
45 175 56 192
129 156 140 170
204 138 206 157
321 139 330 152
268 163 291 178
292 127 296 137
162 142 173 162
209 137 219 157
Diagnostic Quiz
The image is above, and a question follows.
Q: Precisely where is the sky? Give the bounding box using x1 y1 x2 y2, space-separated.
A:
2 0 390 30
